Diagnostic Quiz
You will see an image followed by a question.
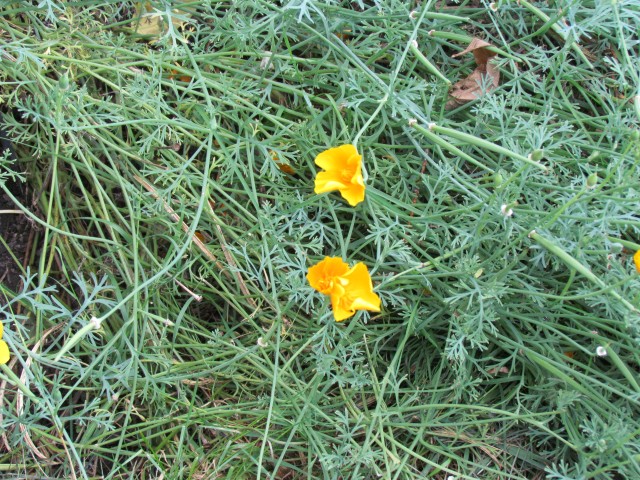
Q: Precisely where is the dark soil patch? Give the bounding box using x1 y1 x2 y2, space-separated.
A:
0 130 32 301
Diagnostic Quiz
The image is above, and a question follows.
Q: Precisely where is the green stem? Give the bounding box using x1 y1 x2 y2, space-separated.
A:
606 236 640 251
529 230 637 312
428 122 548 172
409 41 451 85
53 317 101 362
604 343 640 394
411 122 495 173
0 364 41 404
517 0 594 69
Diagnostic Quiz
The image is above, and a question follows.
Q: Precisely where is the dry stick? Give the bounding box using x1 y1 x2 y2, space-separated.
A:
133 175 221 300
10 324 64 460
214 224 257 309
173 279 202 302
134 175 258 308
433 428 503 468
134 175 221 265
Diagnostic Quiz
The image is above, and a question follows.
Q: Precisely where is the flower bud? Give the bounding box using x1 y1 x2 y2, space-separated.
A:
528 149 544 162
58 73 70 90
493 172 504 187
609 242 623 254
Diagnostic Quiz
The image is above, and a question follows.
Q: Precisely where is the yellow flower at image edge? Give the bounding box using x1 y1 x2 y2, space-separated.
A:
307 257 381 322
0 322 9 365
634 250 640 273
314 144 365 206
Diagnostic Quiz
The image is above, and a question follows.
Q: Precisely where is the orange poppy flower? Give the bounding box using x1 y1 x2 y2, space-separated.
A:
634 250 640 273
314 144 365 206
307 257 381 322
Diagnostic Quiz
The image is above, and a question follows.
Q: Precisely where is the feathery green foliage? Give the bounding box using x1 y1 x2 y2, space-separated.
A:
0 0 639 478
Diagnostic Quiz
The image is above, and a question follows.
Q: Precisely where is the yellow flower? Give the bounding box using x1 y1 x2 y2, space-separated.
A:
314 144 365 206
307 257 381 322
0 322 9 365
634 250 640 273
307 256 350 296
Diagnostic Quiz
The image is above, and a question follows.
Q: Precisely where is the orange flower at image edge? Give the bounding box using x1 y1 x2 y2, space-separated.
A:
314 144 365 206
0 322 9 365
634 250 640 273
307 257 381 321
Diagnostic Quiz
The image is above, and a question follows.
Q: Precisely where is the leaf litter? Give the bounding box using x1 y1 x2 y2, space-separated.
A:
447 38 500 109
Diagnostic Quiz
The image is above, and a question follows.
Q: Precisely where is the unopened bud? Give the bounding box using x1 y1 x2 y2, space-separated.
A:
528 149 544 162
610 242 623 254
586 172 598 188
59 74 70 90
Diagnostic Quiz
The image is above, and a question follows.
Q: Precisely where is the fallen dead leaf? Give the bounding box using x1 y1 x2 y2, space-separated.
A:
133 1 191 39
447 38 500 109
270 150 297 175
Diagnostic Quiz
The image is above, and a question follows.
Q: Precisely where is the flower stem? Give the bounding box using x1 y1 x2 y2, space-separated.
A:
603 343 640 394
606 236 640 251
517 0 594 69
53 317 102 362
529 230 637 312
408 42 451 85
0 364 41 404
353 94 388 148
411 122 495 173
428 123 548 172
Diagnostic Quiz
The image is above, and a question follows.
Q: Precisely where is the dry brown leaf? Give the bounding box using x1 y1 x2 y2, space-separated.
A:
452 38 494 64
447 38 500 109
270 150 297 175
133 2 190 38
134 2 160 36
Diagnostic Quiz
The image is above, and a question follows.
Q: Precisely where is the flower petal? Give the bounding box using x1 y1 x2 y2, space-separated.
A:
345 151 363 169
342 263 381 311
314 144 360 171
307 257 350 295
338 182 365 206
0 340 9 365
349 291 381 312
328 263 381 321
343 262 374 290
634 250 640 273
314 171 349 194
0 322 3 338
330 294 355 322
